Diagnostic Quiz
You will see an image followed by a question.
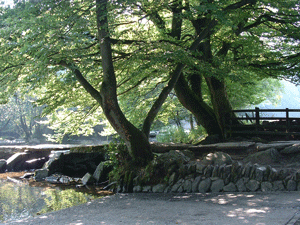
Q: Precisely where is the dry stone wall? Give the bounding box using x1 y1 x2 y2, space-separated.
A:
117 142 300 193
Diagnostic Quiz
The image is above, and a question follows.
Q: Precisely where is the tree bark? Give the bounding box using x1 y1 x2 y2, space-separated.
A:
174 74 222 136
95 0 152 165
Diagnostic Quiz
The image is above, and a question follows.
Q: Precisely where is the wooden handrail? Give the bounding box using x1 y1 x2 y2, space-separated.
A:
227 107 300 140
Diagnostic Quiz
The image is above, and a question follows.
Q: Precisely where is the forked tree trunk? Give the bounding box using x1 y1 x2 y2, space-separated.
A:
205 76 239 137
174 74 222 136
96 0 152 165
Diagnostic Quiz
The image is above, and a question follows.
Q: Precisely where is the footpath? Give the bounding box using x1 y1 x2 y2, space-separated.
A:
6 192 300 225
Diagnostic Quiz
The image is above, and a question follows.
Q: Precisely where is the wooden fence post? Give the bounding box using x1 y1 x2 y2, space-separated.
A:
286 108 290 140
255 107 260 131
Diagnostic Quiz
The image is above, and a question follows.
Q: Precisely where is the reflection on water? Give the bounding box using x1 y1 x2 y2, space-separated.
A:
0 180 99 223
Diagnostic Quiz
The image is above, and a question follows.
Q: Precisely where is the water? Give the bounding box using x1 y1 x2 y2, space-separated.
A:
0 179 100 223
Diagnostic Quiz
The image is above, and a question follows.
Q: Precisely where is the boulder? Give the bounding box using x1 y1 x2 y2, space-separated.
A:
6 150 50 172
261 182 273 192
243 148 281 165
34 169 49 181
0 159 6 172
93 161 113 183
236 178 249 192
223 182 237 192
198 178 211 193
246 180 260 192
45 151 105 177
6 152 30 171
286 180 297 191
24 157 48 171
273 180 285 191
82 173 96 185
183 179 193 192
210 179 224 192
171 179 184 192
281 144 300 154
152 184 167 193
192 176 201 192
202 152 232 166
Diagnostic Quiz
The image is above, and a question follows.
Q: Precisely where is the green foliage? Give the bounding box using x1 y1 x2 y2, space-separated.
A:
0 0 298 141
105 141 133 182
156 125 206 144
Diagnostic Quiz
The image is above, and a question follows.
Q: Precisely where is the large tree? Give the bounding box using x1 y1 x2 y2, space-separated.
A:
0 0 210 165
0 0 298 164
139 0 300 138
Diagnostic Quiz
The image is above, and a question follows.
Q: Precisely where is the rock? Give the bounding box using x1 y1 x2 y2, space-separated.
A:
0 159 6 172
6 152 29 171
168 172 178 186
24 157 48 171
243 148 281 165
246 180 260 192
82 173 96 185
211 165 219 177
20 172 34 179
45 151 105 177
198 178 211 193
142 186 152 192
231 161 243 183
93 161 113 183
242 163 252 178
192 176 201 192
181 150 196 160
204 165 213 177
211 179 224 192
297 183 300 191
59 175 72 184
261 182 273 192
34 169 49 181
45 175 60 183
281 144 300 154
287 180 297 191
270 148 281 162
133 185 142 192
202 152 232 166
236 178 249 192
272 180 285 191
152 184 167 193
183 179 193 192
6 150 51 172
268 168 278 181
196 163 206 174
223 182 237 192
171 179 183 193
255 166 267 182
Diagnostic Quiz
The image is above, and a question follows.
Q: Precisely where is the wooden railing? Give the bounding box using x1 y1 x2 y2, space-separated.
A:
227 107 300 139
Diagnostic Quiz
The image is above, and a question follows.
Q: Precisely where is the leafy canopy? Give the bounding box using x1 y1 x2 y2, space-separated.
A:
0 0 298 139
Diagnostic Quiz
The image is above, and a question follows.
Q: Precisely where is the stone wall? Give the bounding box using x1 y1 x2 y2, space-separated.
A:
116 148 300 193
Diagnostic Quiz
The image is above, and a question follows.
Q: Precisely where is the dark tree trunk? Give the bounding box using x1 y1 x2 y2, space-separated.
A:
95 0 153 165
174 74 222 136
205 76 238 137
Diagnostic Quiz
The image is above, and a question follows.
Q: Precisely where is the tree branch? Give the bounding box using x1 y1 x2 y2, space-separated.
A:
58 61 102 104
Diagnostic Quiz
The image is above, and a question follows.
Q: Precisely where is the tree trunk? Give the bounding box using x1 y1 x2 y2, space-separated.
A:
95 0 152 165
205 76 239 138
174 74 222 136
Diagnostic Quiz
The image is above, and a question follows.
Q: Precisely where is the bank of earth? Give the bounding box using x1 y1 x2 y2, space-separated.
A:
2 139 300 194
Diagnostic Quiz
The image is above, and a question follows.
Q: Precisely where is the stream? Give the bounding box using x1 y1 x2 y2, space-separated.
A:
0 179 100 223
0 144 105 223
